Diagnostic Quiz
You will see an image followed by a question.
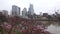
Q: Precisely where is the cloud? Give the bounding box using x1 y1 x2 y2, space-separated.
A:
0 0 60 14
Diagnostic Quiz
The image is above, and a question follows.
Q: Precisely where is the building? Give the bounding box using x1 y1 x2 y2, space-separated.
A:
2 10 8 17
43 13 48 17
28 4 34 15
12 5 20 17
0 10 2 15
22 8 28 18
39 12 43 16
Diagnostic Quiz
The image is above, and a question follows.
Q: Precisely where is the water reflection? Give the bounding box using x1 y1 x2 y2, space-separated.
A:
45 21 60 34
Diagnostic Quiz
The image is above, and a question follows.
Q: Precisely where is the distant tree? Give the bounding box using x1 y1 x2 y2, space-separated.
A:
0 12 7 25
55 11 60 20
47 15 52 21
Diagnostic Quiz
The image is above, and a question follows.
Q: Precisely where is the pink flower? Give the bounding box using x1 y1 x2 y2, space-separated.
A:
10 31 15 34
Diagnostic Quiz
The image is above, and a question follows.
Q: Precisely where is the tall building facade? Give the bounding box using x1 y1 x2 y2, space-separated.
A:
22 8 28 18
12 5 20 16
28 4 34 15
2 10 8 17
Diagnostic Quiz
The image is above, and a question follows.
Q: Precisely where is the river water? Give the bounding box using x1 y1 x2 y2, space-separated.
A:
46 21 60 34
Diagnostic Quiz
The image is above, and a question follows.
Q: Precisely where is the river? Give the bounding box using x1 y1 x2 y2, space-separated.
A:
46 21 60 34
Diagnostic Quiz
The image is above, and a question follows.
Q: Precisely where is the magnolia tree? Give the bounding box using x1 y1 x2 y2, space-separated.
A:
0 16 51 34
1 22 11 32
0 12 8 34
8 16 21 34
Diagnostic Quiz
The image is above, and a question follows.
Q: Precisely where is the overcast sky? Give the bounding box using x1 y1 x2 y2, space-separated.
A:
0 0 60 15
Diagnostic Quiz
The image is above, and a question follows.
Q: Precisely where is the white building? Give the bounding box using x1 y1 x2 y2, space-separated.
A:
2 10 8 17
12 5 20 17
28 4 34 15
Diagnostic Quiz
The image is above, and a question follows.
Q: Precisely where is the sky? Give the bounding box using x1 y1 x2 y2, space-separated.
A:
0 0 60 15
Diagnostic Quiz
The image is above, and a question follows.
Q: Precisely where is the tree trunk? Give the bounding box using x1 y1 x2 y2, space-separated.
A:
0 26 3 34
